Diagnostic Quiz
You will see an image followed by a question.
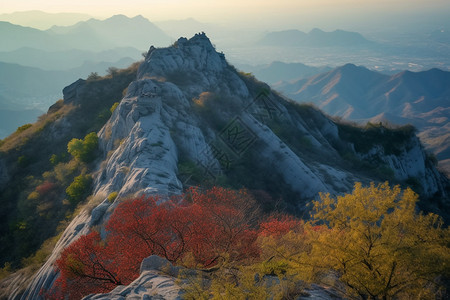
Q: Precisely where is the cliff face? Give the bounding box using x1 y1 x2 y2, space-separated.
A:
17 33 449 299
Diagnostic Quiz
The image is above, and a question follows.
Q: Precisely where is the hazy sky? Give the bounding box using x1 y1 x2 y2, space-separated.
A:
1 0 449 30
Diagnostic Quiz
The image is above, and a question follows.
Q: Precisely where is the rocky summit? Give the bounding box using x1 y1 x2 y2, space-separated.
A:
15 33 449 299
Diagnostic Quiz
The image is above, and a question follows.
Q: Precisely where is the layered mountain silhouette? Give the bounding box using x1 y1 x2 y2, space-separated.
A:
238 61 332 84
257 28 372 47
0 14 171 52
0 15 172 137
0 47 141 70
274 64 450 173
0 59 135 137
0 10 91 30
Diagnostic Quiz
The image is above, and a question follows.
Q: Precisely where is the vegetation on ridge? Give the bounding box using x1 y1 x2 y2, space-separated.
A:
47 184 450 299
0 62 139 274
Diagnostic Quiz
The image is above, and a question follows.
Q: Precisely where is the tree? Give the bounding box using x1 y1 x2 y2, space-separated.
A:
51 187 262 299
185 187 260 268
66 174 92 205
107 67 119 77
106 196 190 271
51 231 129 299
67 132 98 163
106 187 261 269
309 182 450 299
87 72 100 81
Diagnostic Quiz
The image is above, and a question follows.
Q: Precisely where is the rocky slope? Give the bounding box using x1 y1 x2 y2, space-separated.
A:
13 33 449 299
273 64 450 175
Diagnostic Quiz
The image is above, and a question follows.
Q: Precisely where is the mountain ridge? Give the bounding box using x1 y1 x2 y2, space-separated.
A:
0 15 171 52
274 64 450 174
0 10 91 30
1 34 448 299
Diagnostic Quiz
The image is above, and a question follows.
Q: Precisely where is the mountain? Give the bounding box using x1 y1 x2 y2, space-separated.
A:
238 61 332 84
258 29 308 47
0 10 91 30
0 109 43 138
0 22 63 52
0 15 171 52
0 59 136 138
273 64 450 174
48 15 172 51
257 28 372 47
1 33 446 299
0 47 141 70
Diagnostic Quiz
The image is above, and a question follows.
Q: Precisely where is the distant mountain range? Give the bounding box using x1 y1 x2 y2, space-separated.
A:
0 59 135 138
0 14 171 52
273 64 450 174
0 10 91 30
238 61 332 84
257 28 372 47
0 47 141 70
48 14 171 51
0 59 135 102
0 14 173 137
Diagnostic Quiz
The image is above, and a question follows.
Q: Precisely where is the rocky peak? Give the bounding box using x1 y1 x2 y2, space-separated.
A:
138 33 238 98
62 78 86 103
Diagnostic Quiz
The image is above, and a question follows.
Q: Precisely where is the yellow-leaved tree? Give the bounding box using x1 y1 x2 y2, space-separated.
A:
310 182 450 299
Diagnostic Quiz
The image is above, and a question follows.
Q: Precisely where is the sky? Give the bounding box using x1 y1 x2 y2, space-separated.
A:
1 0 449 31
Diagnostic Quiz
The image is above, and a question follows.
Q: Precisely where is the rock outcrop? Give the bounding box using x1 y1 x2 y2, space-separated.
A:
82 256 183 300
16 33 449 299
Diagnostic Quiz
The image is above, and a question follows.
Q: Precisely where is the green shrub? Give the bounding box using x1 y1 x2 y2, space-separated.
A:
16 123 33 133
67 132 99 163
107 191 118 202
17 155 29 167
107 67 119 77
97 108 112 124
337 122 416 155
0 262 12 280
49 154 58 165
87 72 101 81
66 174 92 205
110 102 120 114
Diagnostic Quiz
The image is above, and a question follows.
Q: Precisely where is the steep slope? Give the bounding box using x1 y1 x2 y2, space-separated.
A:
274 65 450 174
8 34 449 299
0 58 136 138
0 64 140 298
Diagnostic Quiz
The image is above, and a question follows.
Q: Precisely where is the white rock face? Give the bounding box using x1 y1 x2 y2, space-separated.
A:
81 255 183 300
359 137 448 198
19 210 92 300
82 272 182 300
17 33 449 300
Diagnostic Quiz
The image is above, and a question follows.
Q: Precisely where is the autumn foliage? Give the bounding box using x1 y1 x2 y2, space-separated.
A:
49 184 450 300
50 187 263 299
50 232 125 299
